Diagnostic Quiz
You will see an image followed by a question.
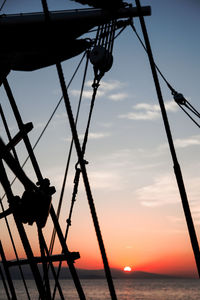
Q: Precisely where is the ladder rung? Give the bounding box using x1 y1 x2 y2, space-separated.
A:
6 252 80 267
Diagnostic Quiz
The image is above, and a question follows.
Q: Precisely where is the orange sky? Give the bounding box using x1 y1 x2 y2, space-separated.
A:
0 0 200 281
1 183 199 278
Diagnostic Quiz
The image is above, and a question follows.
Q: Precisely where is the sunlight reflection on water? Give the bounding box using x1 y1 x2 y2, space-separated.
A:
0 279 199 300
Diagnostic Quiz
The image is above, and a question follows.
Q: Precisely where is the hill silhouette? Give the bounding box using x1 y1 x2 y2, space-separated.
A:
0 265 178 280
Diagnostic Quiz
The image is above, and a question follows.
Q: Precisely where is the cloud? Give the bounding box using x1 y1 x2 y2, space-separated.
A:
108 93 129 101
97 122 113 128
158 135 200 151
136 175 180 207
137 173 200 223
79 132 110 140
174 136 200 148
119 100 178 121
65 131 110 142
70 79 128 101
88 170 122 190
86 79 126 92
70 89 104 99
120 110 159 121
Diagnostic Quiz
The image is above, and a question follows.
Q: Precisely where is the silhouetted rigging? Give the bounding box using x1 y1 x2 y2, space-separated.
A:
0 1 199 299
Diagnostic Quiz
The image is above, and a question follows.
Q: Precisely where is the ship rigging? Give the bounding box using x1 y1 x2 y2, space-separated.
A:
0 0 200 299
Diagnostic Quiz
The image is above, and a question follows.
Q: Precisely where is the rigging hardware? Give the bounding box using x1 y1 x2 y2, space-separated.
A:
56 60 118 299
131 18 200 129
52 14 118 299
1 0 197 298
172 90 200 128
11 178 55 228
135 0 200 278
90 20 116 79
1 77 85 298
173 92 186 105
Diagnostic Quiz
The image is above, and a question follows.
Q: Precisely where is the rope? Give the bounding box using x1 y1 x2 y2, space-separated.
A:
40 233 65 300
3 75 86 299
0 159 46 299
0 48 86 300
114 25 127 40
135 0 200 278
0 165 31 299
0 0 7 11
130 21 175 91
38 227 51 299
0 117 47 300
52 60 101 300
81 78 100 156
54 15 118 298
0 105 19 164
0 106 31 299
56 61 117 300
0 51 86 206
0 240 17 300
0 203 31 300
49 52 90 257
177 103 200 128
131 19 200 129
40 2 86 299
0 264 11 300
3 78 43 182
185 101 200 118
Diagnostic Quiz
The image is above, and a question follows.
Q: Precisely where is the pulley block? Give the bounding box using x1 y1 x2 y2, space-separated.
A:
90 45 113 73
12 178 55 228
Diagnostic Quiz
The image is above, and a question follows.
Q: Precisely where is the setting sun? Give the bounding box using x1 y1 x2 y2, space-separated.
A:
124 266 132 272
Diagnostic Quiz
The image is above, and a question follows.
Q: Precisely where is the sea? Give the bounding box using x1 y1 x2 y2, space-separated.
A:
0 279 199 299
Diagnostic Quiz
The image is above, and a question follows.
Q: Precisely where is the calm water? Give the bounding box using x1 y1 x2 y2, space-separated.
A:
0 279 199 299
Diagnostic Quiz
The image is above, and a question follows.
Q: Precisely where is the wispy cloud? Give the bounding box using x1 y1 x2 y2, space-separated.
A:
70 79 128 101
137 174 200 219
137 175 180 207
108 93 129 101
158 135 200 151
174 136 200 148
65 131 110 142
88 170 122 190
86 79 126 92
119 100 178 121
70 89 104 99
97 122 113 128
79 132 110 140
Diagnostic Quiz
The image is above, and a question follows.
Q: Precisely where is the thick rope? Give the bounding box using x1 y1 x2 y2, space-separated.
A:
56 61 117 300
52 62 101 300
135 0 200 278
177 104 200 128
131 20 200 128
40 2 86 299
0 158 46 299
0 51 86 204
3 75 86 299
0 264 11 300
38 227 51 299
0 0 7 11
49 53 90 258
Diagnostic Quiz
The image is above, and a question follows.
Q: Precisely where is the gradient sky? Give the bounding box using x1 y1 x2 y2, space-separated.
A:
0 0 200 278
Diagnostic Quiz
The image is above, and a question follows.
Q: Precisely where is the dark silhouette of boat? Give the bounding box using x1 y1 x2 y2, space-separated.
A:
0 1 199 299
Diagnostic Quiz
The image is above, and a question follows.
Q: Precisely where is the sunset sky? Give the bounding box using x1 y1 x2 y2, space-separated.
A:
0 0 200 278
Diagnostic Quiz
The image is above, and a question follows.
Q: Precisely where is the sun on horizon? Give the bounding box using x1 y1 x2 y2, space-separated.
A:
124 266 132 272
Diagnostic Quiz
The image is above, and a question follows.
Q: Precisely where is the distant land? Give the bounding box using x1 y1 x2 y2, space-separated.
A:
0 265 191 280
